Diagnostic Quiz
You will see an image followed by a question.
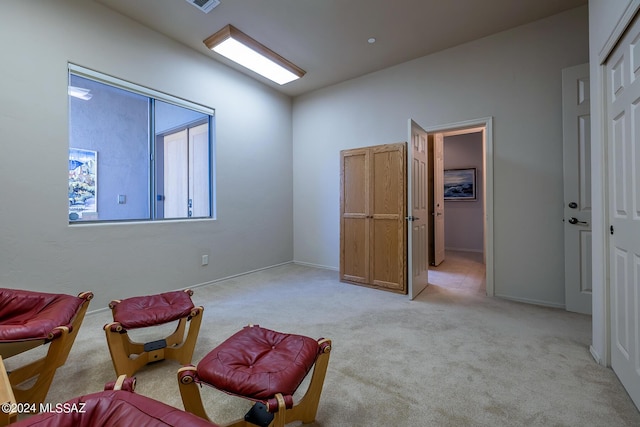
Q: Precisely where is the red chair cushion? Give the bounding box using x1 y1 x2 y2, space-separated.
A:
111 291 194 329
11 389 217 427
196 326 319 400
0 289 85 341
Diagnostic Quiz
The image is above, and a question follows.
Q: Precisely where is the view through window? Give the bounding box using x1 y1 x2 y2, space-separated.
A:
68 66 215 222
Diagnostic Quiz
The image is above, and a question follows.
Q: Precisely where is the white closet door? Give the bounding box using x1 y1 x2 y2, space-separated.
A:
607 12 640 410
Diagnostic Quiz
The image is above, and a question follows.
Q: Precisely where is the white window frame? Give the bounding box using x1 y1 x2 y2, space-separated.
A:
68 64 216 223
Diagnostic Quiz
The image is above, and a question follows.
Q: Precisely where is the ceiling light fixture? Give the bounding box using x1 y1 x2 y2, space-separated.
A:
204 25 305 85
68 86 93 100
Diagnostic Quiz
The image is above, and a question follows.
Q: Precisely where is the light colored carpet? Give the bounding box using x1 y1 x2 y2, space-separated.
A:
7 261 640 426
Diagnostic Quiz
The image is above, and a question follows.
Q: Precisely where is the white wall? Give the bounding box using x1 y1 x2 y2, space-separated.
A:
588 0 639 365
443 133 484 253
0 0 294 309
293 6 589 306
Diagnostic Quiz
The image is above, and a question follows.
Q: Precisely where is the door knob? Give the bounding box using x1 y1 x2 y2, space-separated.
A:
568 202 578 209
568 217 588 225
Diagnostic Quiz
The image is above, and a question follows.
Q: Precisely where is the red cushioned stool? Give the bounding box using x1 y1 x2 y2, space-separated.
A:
178 325 331 427
104 289 203 377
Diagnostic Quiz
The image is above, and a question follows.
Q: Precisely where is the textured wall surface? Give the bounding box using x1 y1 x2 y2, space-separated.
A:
0 0 294 309
292 6 589 307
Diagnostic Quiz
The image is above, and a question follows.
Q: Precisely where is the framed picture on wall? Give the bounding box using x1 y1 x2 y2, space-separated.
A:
68 148 97 220
444 168 476 201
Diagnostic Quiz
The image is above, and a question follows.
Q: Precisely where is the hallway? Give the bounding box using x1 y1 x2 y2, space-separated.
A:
429 250 486 294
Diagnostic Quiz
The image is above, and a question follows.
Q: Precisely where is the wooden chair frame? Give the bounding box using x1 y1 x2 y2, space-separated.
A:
0 357 17 426
177 338 331 427
104 305 203 377
0 291 92 407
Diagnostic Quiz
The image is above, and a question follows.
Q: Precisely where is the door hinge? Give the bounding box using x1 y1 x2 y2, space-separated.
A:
610 225 614 235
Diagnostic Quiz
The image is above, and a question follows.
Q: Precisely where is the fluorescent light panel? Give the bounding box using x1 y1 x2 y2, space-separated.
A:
68 86 93 100
204 25 305 85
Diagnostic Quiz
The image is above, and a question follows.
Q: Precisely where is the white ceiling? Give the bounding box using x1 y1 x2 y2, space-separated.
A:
95 0 587 97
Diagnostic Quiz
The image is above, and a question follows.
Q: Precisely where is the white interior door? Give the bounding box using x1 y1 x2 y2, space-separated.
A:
606 13 640 410
188 123 210 218
163 129 188 218
562 63 592 315
163 123 210 219
408 119 429 299
433 133 445 266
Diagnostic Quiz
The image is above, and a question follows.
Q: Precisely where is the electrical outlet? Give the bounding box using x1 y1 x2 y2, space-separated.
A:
201 255 209 266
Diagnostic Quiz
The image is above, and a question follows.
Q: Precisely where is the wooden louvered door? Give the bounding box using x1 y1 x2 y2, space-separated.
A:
340 143 406 294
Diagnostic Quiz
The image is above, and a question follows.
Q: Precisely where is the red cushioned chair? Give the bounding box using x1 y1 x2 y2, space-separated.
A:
10 375 218 427
178 325 331 427
104 290 203 377
0 288 93 407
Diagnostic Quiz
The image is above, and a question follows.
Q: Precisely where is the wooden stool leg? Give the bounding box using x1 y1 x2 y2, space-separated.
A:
300 348 331 423
165 307 203 364
286 339 332 425
177 367 212 422
271 394 287 427
165 318 187 348
0 357 17 426
104 326 135 377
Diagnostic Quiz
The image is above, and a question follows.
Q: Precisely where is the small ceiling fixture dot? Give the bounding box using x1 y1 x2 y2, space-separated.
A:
367 38 376 44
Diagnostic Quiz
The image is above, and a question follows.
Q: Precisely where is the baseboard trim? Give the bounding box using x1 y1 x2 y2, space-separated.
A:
293 260 339 271
494 293 565 309
85 261 295 316
590 345 605 366
189 261 294 291
445 247 484 253
86 306 111 315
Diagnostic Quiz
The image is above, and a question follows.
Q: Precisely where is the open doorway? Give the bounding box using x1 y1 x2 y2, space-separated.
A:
424 118 494 296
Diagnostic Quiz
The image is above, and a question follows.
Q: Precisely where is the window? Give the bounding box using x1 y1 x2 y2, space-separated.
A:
68 65 215 223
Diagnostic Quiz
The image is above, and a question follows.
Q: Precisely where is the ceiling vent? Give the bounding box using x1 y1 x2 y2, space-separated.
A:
185 0 220 14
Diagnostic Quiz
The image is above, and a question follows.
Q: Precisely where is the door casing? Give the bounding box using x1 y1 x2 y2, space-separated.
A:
432 133 445 266
423 117 494 296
